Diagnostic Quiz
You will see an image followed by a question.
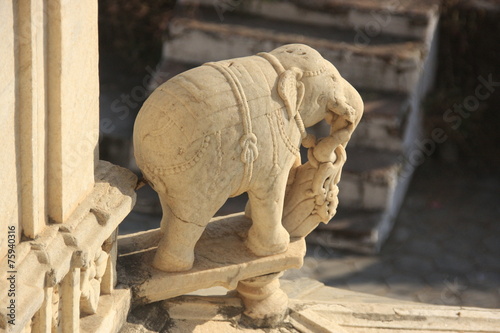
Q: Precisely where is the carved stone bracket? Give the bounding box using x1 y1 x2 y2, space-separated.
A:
80 249 109 315
0 161 137 332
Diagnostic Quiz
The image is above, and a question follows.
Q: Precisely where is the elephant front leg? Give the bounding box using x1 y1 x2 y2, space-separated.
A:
245 182 290 257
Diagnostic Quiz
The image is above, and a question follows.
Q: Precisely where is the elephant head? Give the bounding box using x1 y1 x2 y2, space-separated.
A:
260 44 363 154
261 44 364 237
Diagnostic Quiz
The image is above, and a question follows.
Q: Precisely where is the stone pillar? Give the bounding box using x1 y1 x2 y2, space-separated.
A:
47 0 99 224
60 267 81 333
101 230 118 294
32 286 53 333
18 0 48 239
0 0 21 260
0 0 100 260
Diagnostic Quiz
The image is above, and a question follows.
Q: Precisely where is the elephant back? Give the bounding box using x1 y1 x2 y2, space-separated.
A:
134 55 283 177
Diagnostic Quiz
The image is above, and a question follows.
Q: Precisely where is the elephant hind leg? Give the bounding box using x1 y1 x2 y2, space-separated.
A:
153 212 205 272
153 191 226 272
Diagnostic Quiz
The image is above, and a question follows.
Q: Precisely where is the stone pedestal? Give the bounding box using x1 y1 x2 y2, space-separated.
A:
237 272 288 328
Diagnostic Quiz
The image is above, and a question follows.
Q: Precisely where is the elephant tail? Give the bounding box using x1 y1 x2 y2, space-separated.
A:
135 169 168 194
135 175 149 190
135 174 164 192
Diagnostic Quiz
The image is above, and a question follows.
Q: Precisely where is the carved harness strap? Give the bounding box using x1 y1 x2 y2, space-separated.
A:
206 62 258 193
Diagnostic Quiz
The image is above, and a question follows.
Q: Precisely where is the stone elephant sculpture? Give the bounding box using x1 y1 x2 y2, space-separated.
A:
133 44 363 272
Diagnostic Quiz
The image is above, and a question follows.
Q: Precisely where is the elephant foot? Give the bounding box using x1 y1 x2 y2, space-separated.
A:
245 225 290 257
152 248 194 272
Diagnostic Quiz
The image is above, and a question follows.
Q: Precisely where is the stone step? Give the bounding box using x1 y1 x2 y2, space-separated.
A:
353 91 408 152
163 13 426 93
307 208 388 254
339 146 401 211
306 148 416 253
179 0 439 40
302 145 417 253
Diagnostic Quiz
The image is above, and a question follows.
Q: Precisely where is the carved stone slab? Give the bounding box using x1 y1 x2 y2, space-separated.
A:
118 213 306 304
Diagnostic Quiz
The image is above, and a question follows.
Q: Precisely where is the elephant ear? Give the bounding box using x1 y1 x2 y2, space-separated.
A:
278 68 304 120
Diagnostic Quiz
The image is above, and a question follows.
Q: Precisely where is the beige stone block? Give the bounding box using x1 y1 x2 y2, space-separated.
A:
17 0 48 239
0 0 20 260
47 0 99 224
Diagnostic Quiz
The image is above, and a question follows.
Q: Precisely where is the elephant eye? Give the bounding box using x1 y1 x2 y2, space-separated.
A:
317 94 327 104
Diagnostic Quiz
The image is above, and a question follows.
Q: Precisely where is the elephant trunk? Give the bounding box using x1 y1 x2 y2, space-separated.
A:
312 80 363 164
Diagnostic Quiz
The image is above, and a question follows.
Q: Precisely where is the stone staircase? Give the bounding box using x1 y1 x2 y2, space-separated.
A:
149 0 440 253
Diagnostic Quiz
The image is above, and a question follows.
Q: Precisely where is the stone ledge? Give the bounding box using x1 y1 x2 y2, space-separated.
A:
0 161 137 331
118 213 306 305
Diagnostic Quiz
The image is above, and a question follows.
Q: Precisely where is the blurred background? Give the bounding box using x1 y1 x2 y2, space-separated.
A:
98 0 499 308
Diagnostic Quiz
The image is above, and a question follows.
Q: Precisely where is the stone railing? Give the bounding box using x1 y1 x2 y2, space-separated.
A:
0 161 137 333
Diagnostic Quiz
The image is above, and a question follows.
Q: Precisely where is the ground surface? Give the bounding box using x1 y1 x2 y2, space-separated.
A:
121 158 500 309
